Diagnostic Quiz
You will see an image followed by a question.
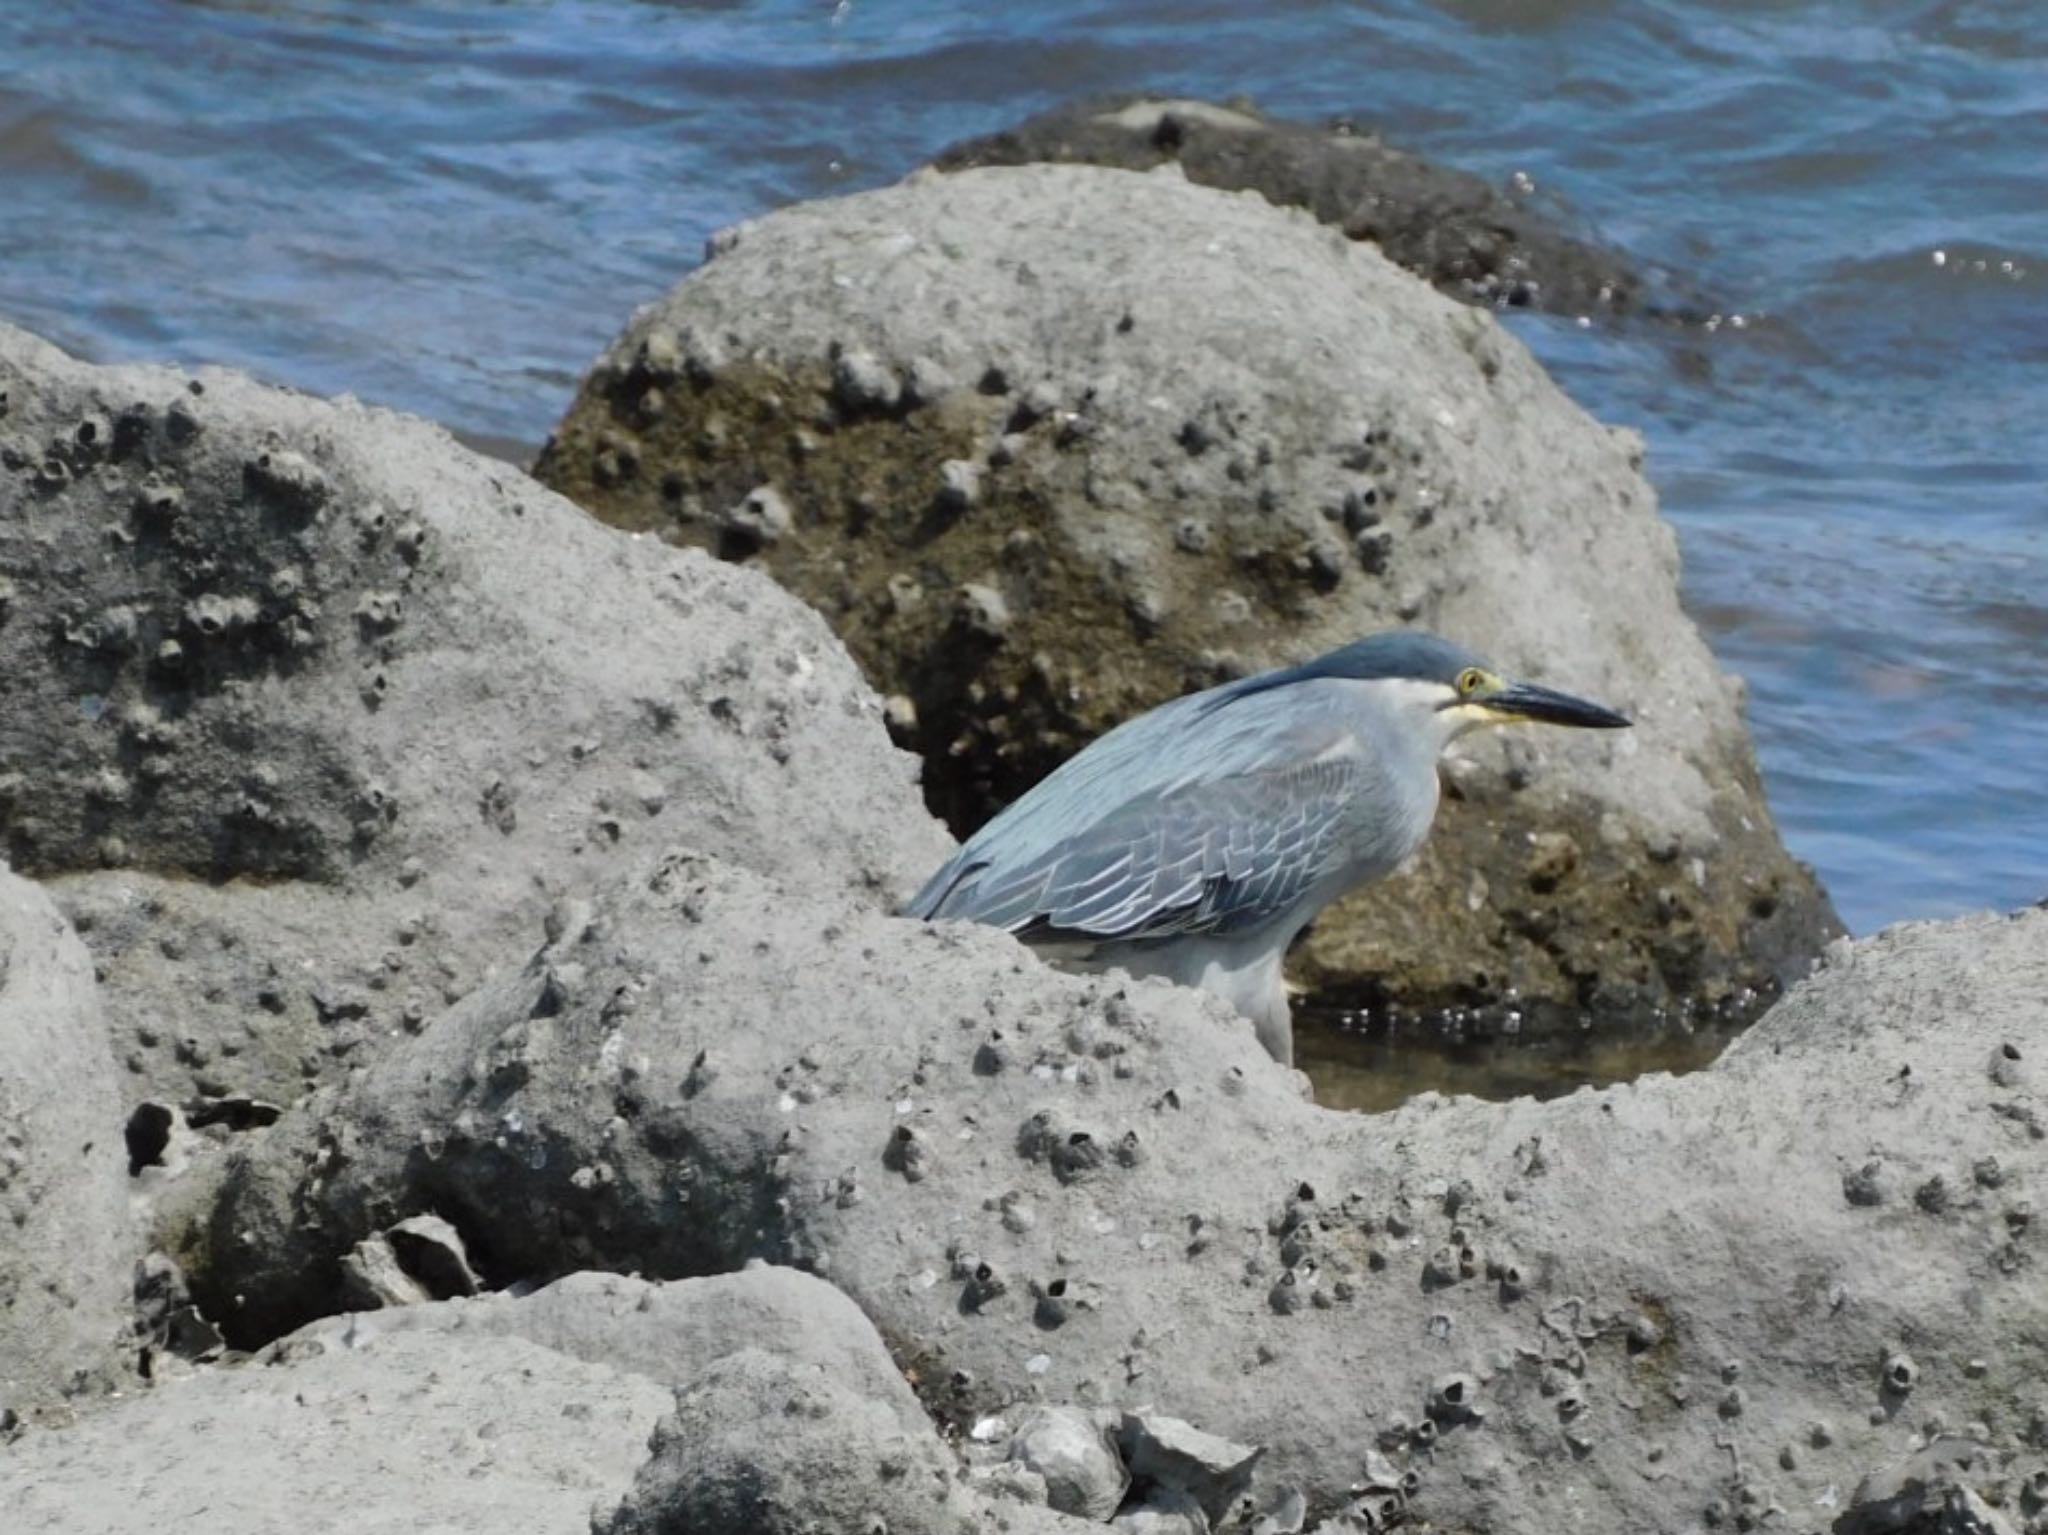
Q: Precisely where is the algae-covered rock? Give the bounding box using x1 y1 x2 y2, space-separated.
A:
533 162 1836 1031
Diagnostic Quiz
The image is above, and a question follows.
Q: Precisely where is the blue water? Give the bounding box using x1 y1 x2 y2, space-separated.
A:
4 0 2043 934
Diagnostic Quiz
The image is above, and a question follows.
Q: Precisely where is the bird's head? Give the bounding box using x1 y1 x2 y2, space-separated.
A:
1249 631 1632 750
1430 653 1633 744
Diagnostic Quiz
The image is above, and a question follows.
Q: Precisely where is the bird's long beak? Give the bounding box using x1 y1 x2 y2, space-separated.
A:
1485 680 1632 729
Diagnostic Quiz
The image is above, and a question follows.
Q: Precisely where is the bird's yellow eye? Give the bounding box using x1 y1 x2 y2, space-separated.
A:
1456 668 1486 697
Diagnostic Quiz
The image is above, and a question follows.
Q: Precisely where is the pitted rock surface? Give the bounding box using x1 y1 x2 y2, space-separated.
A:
533 161 1837 1032
183 847 2047 1532
0 320 949 1106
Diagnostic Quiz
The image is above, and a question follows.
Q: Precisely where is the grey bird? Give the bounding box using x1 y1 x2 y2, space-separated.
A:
904 632 1630 1065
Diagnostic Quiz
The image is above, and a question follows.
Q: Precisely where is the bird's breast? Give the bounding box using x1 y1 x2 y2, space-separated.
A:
1331 735 1443 886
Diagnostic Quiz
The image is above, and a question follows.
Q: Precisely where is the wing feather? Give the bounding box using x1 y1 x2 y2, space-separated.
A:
912 753 1364 944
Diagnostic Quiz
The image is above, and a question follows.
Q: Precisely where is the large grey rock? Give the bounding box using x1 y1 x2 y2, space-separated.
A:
181 846 2047 1532
0 1326 669 1534
0 865 130 1414
532 162 1835 1035
0 320 948 1107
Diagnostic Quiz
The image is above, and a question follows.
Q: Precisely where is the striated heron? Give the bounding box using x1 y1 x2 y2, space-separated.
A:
905 631 1631 1065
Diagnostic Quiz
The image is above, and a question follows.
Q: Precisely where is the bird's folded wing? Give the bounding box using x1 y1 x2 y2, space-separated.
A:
921 755 1360 942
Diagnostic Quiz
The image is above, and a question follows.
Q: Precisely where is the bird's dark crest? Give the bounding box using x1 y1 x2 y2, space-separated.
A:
1200 631 1483 713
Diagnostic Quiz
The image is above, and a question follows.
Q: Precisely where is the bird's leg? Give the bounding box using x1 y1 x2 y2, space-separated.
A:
1253 994 1294 1067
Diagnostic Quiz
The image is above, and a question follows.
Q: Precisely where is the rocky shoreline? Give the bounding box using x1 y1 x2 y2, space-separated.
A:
2 148 2040 1535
